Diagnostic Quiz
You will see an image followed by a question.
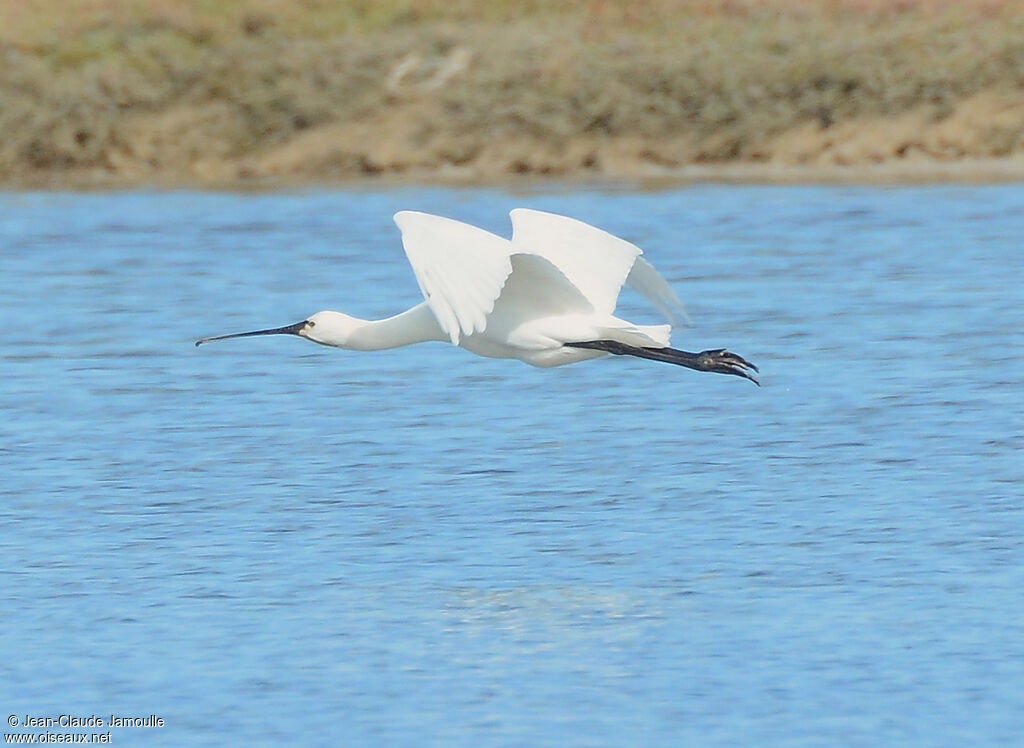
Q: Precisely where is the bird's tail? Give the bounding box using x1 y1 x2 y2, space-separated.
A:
595 322 672 349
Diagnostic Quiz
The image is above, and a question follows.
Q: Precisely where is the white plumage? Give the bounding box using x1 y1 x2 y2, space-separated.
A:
197 209 758 383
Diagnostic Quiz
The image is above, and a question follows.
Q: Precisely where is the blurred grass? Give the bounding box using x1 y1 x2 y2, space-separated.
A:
1 0 1023 183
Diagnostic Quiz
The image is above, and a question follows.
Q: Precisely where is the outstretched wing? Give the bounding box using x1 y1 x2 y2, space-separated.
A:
509 208 687 325
393 211 514 344
625 256 689 327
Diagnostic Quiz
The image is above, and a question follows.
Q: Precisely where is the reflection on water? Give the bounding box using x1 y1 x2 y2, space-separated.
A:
1 185 1022 745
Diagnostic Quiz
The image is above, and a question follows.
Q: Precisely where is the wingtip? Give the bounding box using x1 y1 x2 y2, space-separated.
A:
393 210 426 230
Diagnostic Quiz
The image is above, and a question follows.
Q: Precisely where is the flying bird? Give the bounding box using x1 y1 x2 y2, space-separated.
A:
196 209 758 383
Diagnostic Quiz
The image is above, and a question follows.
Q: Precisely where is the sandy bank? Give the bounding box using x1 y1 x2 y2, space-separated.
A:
3 1 1024 187
14 92 1024 189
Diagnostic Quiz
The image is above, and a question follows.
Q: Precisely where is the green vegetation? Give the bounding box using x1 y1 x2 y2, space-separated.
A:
2 0 1023 184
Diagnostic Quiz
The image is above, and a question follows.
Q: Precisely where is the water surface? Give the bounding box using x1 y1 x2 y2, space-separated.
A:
1 185 1022 745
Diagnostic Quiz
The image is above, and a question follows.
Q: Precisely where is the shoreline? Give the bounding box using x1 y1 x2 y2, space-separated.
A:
7 154 1024 192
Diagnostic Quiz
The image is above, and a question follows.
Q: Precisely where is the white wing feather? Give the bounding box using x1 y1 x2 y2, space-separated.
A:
394 211 514 344
626 256 689 326
510 208 687 325
509 208 638 317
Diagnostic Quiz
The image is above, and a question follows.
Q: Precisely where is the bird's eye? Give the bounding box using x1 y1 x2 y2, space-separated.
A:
307 320 315 327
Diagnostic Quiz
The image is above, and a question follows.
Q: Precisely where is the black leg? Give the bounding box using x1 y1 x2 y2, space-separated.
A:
566 340 759 384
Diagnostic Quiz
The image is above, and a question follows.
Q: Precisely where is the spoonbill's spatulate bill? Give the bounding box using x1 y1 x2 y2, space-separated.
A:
196 209 759 384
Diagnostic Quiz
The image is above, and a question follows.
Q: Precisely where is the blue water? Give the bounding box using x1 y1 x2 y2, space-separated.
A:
1 184 1022 746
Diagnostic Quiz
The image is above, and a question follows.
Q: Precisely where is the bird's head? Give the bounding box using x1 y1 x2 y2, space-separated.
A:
301 310 360 347
195 310 357 349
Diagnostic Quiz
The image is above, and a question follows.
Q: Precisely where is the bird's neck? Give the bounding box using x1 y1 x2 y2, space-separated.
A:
344 302 447 351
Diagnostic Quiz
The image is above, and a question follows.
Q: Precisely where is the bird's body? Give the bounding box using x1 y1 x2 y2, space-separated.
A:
197 209 758 383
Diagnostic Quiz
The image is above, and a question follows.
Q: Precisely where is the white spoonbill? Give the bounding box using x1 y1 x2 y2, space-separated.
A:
196 209 758 383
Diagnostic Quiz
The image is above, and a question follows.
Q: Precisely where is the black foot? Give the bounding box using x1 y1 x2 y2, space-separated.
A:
694 349 760 384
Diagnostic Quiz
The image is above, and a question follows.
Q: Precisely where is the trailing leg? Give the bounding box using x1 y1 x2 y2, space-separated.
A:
566 340 759 384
